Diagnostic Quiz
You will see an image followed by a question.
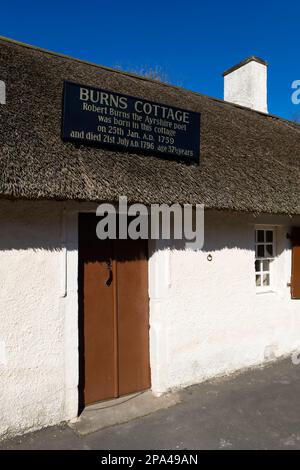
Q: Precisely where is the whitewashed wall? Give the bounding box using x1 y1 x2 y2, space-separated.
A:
0 201 78 439
1 200 300 439
149 210 300 394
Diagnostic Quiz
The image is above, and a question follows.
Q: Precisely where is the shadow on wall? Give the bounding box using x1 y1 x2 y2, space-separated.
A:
0 199 295 257
0 199 69 251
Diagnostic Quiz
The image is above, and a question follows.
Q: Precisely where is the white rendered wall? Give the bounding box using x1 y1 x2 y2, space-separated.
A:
224 61 268 113
1 201 300 438
0 200 79 440
149 210 300 394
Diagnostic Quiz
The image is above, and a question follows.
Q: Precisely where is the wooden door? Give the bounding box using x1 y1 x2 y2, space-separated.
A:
117 238 150 396
78 213 150 407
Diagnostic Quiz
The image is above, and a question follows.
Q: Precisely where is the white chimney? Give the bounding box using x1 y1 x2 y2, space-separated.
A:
223 56 268 113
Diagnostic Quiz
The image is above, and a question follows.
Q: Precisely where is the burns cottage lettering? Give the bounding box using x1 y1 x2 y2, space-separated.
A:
62 81 201 162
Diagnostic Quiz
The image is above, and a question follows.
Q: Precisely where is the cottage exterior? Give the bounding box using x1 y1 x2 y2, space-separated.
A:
1 37 300 439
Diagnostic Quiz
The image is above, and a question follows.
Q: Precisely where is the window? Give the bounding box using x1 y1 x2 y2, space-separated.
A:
255 228 275 291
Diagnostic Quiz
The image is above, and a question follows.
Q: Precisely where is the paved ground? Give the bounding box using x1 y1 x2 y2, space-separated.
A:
1 357 300 450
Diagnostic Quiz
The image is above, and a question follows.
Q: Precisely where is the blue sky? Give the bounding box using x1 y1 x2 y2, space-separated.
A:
1 1 299 120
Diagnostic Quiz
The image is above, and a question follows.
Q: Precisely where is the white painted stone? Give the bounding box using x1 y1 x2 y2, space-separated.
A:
1 200 300 439
224 60 268 113
0 341 7 365
149 210 300 393
0 200 78 440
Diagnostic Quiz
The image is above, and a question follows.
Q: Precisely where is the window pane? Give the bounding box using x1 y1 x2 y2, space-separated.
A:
266 231 273 243
256 244 264 258
263 273 270 286
266 244 273 257
262 260 270 271
255 260 261 272
256 274 261 286
257 230 264 242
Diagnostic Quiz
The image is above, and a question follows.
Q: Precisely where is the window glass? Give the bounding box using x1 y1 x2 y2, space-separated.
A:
263 274 270 286
262 260 270 271
266 245 273 257
266 231 273 243
257 230 264 242
256 245 264 258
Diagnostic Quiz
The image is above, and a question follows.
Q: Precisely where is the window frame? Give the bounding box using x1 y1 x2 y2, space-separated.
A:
254 226 276 293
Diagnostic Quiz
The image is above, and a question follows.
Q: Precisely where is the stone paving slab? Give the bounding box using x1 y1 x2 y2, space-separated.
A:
69 390 181 435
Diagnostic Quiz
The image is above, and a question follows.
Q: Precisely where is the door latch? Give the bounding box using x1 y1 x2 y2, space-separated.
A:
105 259 113 287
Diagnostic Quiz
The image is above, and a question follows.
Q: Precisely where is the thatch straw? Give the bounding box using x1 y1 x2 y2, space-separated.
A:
0 37 299 215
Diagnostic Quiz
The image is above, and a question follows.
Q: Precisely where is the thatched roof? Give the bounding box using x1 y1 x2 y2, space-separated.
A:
0 37 300 214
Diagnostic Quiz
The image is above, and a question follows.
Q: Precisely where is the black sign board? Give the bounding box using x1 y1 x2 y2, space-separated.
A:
62 81 201 163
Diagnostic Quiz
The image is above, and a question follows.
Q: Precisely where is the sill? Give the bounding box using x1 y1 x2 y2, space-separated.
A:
256 289 277 295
